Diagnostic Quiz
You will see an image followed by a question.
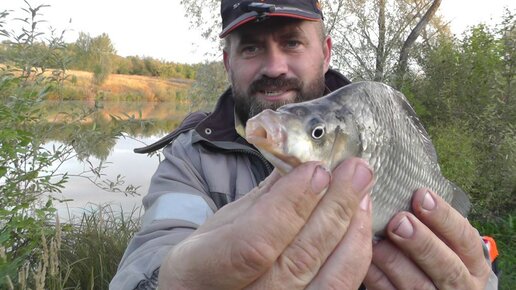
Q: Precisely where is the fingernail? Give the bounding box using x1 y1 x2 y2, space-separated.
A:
352 162 373 192
393 216 414 239
311 165 331 194
421 191 436 211
360 193 370 211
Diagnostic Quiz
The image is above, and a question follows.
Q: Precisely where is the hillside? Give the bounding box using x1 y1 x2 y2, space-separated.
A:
51 70 193 102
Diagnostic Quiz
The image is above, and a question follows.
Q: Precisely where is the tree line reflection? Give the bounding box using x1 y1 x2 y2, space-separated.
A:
38 100 190 160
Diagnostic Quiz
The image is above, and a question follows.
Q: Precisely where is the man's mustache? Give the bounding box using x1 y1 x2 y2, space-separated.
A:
249 76 303 94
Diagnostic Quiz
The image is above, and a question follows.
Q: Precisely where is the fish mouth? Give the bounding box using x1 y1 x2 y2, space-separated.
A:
245 110 302 174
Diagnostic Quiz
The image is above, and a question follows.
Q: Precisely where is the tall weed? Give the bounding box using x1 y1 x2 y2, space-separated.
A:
58 205 141 289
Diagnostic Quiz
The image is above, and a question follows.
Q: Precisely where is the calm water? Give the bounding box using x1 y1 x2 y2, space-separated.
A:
42 100 191 219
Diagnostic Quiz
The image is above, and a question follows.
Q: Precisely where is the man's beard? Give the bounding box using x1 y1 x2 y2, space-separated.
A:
232 72 326 125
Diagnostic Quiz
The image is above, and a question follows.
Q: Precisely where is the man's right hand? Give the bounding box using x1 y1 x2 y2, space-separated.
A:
158 158 374 290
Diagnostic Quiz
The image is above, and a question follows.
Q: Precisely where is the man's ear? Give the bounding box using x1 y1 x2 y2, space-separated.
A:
223 49 230 73
323 36 332 73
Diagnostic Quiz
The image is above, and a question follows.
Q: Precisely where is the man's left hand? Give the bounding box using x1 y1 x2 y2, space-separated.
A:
363 189 493 290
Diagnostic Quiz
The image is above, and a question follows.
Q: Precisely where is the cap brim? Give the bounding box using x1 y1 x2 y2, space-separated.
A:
219 9 321 38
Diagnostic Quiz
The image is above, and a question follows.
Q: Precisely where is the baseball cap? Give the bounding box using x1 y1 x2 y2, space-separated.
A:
220 0 323 38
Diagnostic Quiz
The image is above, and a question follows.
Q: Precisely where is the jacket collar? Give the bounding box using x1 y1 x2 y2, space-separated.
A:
194 68 351 142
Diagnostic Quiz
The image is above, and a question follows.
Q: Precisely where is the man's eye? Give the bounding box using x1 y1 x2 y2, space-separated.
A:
285 40 301 49
242 45 259 55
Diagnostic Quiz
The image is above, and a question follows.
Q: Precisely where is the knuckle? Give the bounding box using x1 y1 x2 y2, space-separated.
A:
257 198 305 229
283 241 322 282
366 271 385 288
477 259 492 282
328 197 356 225
457 223 482 254
410 281 437 290
231 237 276 276
381 249 403 270
364 269 393 290
439 264 469 289
439 205 456 234
413 235 438 264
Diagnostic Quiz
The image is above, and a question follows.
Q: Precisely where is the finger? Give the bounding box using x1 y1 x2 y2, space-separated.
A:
306 193 373 290
363 262 396 290
249 158 374 289
229 162 331 285
387 212 476 289
366 239 436 290
412 189 491 279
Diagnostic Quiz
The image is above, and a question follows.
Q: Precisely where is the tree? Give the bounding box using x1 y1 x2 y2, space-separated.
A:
71 32 95 70
70 32 116 84
187 61 228 111
325 0 447 85
411 13 515 219
395 0 442 87
0 3 67 286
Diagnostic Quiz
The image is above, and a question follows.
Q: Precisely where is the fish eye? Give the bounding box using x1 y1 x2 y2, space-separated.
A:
311 125 325 140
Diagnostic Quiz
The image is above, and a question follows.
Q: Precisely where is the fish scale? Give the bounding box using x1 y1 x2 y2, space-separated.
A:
245 81 470 239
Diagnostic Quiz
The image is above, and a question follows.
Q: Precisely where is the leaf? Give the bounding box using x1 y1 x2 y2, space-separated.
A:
0 166 7 177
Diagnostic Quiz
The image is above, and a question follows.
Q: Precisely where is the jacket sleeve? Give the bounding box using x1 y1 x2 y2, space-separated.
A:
110 131 218 290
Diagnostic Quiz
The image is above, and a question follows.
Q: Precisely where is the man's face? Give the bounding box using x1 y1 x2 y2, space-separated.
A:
223 18 332 124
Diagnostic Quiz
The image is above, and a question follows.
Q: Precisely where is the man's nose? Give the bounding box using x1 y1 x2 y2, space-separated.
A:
260 46 288 78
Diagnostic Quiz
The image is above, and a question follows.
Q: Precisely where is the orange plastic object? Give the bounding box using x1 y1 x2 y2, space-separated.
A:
482 236 499 263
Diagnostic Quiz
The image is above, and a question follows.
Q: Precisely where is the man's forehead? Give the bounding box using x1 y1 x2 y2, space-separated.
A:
230 18 313 40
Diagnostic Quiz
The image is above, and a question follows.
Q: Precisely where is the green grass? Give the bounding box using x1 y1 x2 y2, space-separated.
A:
58 205 142 289
5 205 142 290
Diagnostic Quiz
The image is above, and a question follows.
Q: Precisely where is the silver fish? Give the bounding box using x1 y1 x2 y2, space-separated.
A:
245 81 470 238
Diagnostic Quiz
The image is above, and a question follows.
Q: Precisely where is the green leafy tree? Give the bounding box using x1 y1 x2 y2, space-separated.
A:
187 61 228 110
411 12 515 220
0 3 68 286
70 32 115 84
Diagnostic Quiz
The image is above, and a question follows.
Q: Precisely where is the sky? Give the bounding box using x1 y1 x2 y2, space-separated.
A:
2 0 515 64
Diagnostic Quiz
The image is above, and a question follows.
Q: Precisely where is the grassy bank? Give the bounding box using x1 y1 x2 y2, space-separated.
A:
47 70 193 102
2 206 142 289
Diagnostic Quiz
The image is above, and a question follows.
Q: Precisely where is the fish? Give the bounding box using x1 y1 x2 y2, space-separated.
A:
245 81 470 238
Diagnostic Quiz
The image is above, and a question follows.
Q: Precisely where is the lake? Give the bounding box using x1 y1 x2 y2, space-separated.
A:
41 100 193 220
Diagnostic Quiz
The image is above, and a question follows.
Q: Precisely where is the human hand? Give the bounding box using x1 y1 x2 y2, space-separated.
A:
158 158 374 290
363 189 493 290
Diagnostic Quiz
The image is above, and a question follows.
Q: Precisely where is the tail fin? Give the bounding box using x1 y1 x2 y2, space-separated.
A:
449 181 471 217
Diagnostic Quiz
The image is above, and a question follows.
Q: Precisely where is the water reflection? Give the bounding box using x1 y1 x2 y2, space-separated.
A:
41 100 191 218
49 136 160 219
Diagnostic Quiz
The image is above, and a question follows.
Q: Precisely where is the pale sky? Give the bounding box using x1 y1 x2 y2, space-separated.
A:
2 0 515 64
